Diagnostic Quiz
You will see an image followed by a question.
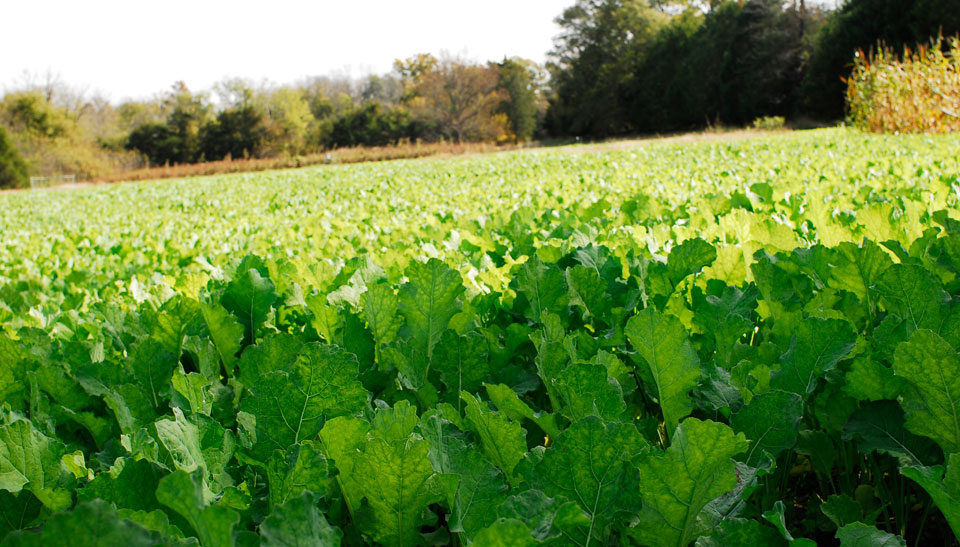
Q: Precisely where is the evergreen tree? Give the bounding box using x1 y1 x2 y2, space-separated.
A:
0 125 29 189
497 58 540 142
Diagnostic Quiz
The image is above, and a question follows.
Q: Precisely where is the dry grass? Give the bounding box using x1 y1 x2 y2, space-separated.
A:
847 36 960 134
92 140 517 183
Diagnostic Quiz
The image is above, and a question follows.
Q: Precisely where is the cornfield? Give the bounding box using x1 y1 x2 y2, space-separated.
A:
847 36 960 133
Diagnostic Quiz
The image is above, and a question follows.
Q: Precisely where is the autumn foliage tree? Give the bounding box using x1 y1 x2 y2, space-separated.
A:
409 58 508 143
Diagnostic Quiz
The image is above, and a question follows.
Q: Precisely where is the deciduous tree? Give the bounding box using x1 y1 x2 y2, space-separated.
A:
412 58 507 143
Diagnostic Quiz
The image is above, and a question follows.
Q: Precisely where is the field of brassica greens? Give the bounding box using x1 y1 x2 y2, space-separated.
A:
1 128 960 546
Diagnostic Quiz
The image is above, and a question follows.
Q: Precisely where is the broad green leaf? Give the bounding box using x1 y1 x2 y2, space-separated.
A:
554 362 627 422
32 359 97 416
594 350 637 395
828 240 892 314
836 522 906 546
0 414 71 511
265 440 332 508
842 356 905 402
362 282 402 351
200 300 244 374
484 383 560 438
872 264 946 360
352 434 440 546
171 369 212 415
730 359 773 404
419 412 509 538
0 490 42 538
77 458 166 512
155 407 235 494
398 258 464 375
484 382 538 423
811 382 858 434
516 254 568 324
156 469 239 547
379 340 422 390
240 343 366 459
473 519 538 547
338 310 375 369
750 251 801 325
821 494 863 529
370 399 420 442
770 317 856 396
222 259 278 340
317 416 370 514
762 500 817 546
461 391 526 484
321 404 440 545
695 518 786 547
433 330 489 411
700 460 765 526
893 329 960 454
693 284 758 366
531 312 569 410
901 454 960 540
696 362 744 415
941 304 960 350
150 295 204 357
498 489 575 542
127 338 178 410
0 335 28 410
3 499 166 547
874 263 944 332
235 332 304 384
730 390 803 467
567 265 609 321
260 491 342 547
306 295 340 345
667 238 717 287
534 417 648 546
116 508 186 540
790 245 835 289
73 367 142 427
550 501 601 546
625 308 700 438
842 400 939 467
632 418 748 547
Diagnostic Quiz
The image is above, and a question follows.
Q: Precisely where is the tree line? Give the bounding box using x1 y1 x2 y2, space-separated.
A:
1 0 957 186
546 0 960 136
0 56 546 181
122 55 547 167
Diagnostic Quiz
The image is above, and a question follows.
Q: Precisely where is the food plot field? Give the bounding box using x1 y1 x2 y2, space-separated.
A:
1 128 960 546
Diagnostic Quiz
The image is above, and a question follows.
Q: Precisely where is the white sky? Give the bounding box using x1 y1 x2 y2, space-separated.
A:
1 0 573 102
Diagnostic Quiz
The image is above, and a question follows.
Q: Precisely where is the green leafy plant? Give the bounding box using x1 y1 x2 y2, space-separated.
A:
1 128 959 545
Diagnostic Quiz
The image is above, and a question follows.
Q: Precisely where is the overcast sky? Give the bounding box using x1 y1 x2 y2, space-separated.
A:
1 0 575 102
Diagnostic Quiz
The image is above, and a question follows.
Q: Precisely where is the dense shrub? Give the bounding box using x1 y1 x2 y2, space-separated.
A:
126 123 183 166
847 37 960 133
752 115 786 130
199 105 267 161
328 102 413 148
0 126 29 188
